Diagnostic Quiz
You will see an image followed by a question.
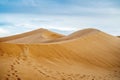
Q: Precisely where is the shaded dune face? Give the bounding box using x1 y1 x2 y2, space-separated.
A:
0 28 120 80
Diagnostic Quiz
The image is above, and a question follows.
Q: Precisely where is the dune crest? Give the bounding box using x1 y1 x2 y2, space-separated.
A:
0 28 65 43
0 28 120 80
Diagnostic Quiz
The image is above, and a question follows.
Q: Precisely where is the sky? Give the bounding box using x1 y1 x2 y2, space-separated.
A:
0 0 120 37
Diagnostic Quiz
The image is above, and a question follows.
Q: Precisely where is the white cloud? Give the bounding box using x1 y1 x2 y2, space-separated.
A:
0 28 9 34
1 0 120 15
0 28 10 37
0 14 120 37
42 25 78 31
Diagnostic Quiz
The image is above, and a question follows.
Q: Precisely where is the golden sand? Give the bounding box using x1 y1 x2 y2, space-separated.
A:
0 28 120 80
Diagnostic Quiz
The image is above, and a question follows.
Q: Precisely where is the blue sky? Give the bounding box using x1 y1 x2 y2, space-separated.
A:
0 0 120 37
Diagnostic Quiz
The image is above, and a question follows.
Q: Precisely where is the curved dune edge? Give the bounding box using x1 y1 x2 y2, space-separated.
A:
0 28 103 44
0 28 65 43
0 28 120 80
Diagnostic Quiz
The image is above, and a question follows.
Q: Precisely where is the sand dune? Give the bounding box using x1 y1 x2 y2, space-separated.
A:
0 28 65 43
0 28 120 80
42 28 100 43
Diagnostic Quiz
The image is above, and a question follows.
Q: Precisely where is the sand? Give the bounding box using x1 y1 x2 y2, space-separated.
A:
0 28 120 80
0 28 64 43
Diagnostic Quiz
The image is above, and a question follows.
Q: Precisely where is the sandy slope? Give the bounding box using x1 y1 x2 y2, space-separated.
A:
0 28 120 80
0 28 65 43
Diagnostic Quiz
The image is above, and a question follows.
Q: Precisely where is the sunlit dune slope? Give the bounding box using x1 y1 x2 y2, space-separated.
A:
0 28 65 43
43 28 99 43
0 28 120 80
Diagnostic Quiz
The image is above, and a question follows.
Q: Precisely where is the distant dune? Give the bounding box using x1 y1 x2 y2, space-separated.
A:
0 28 120 80
0 28 64 43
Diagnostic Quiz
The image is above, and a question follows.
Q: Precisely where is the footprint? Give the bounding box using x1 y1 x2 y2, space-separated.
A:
5 77 9 80
4 58 21 80
17 78 21 80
